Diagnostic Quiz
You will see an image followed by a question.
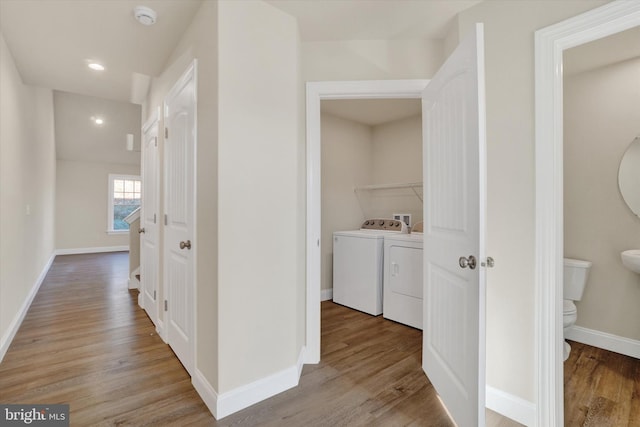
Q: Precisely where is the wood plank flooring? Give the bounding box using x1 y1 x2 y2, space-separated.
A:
564 340 640 426
0 252 559 426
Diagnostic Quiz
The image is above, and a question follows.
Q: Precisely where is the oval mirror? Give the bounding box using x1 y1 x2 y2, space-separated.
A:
619 136 640 217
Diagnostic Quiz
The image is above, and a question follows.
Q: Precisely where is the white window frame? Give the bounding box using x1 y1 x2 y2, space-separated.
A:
107 173 141 234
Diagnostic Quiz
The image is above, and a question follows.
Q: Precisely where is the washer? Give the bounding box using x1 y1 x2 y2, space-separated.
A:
383 222 424 329
333 219 408 315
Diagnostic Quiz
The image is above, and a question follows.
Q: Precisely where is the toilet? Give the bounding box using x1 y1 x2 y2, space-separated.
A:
563 258 592 361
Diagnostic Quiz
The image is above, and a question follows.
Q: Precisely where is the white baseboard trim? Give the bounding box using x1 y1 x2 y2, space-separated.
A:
566 325 640 359
55 245 129 255
321 288 333 301
486 385 536 427
192 369 221 419
0 253 55 363
193 346 306 420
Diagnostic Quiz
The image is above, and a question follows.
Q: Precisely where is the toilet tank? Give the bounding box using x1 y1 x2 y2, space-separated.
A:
563 258 592 301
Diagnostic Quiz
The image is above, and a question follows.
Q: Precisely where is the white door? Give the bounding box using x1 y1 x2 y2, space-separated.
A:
163 61 197 376
141 110 160 327
422 24 486 427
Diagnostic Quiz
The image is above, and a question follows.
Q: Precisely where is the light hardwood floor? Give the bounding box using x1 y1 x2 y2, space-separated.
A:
564 340 640 426
1 252 523 426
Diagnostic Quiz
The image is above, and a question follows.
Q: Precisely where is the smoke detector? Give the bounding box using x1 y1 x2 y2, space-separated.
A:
134 6 157 26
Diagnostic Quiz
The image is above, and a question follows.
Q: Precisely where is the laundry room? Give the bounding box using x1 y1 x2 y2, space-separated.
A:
320 98 423 310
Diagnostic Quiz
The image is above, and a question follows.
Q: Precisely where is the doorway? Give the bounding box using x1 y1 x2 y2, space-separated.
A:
534 2 640 424
305 80 429 364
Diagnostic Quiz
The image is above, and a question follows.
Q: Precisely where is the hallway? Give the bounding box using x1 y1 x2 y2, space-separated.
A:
0 252 212 425
0 252 521 426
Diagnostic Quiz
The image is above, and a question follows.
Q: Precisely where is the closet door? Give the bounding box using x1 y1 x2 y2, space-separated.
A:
422 24 487 427
163 61 197 376
141 109 160 328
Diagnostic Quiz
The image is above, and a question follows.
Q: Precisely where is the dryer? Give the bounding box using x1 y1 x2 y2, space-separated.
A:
333 219 408 315
383 222 424 329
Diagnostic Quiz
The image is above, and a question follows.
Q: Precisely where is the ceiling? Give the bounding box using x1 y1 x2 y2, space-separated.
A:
0 0 203 104
54 91 142 165
322 99 421 127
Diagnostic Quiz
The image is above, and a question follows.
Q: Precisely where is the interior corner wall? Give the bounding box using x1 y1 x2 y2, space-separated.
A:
302 39 444 82
55 159 139 250
0 32 56 352
217 0 299 393
564 58 640 340
455 0 609 403
144 0 219 388
371 114 423 224
320 113 373 292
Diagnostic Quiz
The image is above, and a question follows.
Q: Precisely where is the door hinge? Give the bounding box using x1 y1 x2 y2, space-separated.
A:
153 290 156 299
153 213 156 224
164 214 168 225
165 127 168 139
154 136 158 147
164 300 168 311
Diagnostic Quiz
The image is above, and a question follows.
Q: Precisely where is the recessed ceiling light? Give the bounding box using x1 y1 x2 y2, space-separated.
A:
94 118 104 125
88 62 105 71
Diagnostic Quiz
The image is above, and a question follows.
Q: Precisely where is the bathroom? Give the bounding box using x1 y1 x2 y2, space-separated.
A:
562 26 640 359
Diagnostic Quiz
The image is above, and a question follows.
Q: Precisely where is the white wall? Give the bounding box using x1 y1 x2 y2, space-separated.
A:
455 0 609 403
371 114 423 223
217 0 299 393
564 58 640 339
321 113 372 292
145 0 219 387
55 159 139 250
0 32 56 356
321 112 423 292
303 39 444 81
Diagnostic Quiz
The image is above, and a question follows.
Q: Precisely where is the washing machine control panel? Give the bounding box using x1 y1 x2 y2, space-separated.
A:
360 218 408 233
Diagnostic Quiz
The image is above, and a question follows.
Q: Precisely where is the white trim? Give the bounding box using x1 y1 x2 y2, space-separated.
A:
55 246 129 255
129 267 140 290
156 320 167 343
534 3 640 426
486 385 536 427
106 230 129 235
0 253 55 363
192 369 221 419
566 326 640 359
320 288 333 302
305 79 429 365
193 346 306 420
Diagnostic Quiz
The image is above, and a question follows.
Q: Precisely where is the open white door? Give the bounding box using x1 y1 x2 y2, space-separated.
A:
422 24 486 427
163 61 197 376
141 109 160 328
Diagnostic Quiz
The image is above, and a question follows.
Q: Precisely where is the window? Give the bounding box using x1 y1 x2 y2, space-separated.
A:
108 174 141 233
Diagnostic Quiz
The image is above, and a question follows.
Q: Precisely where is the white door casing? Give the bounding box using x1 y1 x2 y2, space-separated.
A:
534 3 640 425
163 61 197 376
422 23 486 427
141 108 161 329
305 80 429 364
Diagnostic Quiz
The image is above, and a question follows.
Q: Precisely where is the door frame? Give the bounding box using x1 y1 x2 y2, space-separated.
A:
305 80 429 363
534 2 640 425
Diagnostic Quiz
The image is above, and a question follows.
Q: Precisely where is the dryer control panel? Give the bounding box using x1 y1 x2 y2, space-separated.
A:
360 218 408 233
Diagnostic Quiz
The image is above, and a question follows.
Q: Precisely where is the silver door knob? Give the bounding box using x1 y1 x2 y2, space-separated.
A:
481 257 495 268
459 255 477 270
138 228 145 234
179 240 191 250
